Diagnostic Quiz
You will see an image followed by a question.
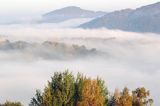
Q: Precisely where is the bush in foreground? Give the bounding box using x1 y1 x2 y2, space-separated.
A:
0 101 22 106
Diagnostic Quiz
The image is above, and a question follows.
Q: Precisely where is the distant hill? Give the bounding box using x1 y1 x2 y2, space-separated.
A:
0 40 97 60
41 6 106 23
80 2 160 33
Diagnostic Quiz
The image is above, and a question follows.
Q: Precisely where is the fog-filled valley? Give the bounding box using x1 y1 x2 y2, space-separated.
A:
0 24 160 105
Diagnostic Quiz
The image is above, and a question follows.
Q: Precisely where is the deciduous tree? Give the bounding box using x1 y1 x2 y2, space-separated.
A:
119 87 132 106
77 79 106 106
132 87 153 106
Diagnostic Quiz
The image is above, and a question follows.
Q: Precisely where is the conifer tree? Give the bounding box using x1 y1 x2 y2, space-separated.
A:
30 71 76 106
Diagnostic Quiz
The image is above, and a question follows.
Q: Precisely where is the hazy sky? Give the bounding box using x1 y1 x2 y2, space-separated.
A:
0 0 159 16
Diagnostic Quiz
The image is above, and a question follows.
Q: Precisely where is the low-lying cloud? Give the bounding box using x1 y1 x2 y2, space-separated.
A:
0 40 97 60
0 24 160 105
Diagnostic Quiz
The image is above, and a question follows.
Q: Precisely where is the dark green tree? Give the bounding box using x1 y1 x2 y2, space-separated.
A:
29 90 44 106
30 71 76 106
97 78 108 105
108 89 120 106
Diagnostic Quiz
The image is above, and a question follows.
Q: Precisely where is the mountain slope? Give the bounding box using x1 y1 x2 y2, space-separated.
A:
42 6 106 23
80 2 160 33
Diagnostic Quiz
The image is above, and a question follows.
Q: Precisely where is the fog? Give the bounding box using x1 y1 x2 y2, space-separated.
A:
0 25 160 105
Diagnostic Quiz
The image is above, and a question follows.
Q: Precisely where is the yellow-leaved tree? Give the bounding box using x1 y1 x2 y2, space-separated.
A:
77 79 105 106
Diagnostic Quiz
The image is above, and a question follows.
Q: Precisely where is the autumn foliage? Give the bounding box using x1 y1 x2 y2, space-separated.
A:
30 71 108 106
77 79 105 106
29 71 153 106
1 70 153 106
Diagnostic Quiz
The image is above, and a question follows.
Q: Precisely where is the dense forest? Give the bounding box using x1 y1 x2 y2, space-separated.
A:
0 71 153 106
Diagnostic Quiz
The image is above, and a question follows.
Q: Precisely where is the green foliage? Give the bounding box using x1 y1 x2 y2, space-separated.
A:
108 89 120 106
30 71 76 106
74 73 86 104
107 95 117 106
0 71 154 106
29 70 154 106
29 90 44 106
30 71 108 106
97 78 108 105
0 101 22 106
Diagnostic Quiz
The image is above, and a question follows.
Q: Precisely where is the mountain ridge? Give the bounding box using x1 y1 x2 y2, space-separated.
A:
79 2 160 33
41 6 106 23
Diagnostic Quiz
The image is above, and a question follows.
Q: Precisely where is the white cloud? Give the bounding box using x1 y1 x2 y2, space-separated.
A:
0 26 160 105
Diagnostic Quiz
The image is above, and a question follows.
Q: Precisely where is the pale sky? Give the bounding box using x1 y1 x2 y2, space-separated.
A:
0 0 159 16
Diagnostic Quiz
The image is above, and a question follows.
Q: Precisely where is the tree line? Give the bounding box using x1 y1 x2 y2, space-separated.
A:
1 71 153 106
